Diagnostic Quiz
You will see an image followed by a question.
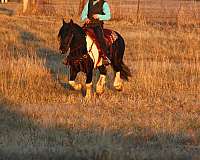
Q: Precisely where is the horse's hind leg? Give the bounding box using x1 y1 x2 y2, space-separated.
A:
111 42 124 91
112 61 131 91
111 44 124 91
68 66 82 91
113 65 123 91
96 65 107 95
114 73 122 91
111 34 131 91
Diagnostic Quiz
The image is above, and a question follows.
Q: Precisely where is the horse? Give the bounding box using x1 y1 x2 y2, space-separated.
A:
58 19 131 98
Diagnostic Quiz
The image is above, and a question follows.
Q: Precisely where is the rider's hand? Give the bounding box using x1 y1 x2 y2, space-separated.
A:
85 18 90 24
93 14 99 19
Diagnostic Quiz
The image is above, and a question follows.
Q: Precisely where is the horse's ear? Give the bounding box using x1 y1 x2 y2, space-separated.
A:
63 19 66 25
69 19 73 24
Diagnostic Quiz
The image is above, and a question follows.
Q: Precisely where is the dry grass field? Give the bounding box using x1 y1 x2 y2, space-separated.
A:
0 1 200 160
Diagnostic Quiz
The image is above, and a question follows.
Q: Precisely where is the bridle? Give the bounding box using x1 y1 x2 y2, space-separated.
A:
60 29 74 54
59 24 90 68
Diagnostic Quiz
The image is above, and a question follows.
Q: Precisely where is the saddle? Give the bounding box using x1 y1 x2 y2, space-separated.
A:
83 28 118 56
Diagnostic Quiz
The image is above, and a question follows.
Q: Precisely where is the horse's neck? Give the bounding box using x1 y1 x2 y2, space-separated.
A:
69 36 87 57
71 35 86 47
68 24 87 57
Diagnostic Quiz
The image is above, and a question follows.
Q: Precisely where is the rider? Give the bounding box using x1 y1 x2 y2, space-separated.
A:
81 0 111 65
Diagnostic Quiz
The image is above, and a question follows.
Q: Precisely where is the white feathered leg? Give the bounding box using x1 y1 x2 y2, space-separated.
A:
114 72 123 91
85 82 92 99
68 81 82 91
96 74 106 95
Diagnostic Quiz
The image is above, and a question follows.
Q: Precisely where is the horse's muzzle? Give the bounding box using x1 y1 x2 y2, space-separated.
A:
59 48 70 55
59 46 67 54
60 50 65 54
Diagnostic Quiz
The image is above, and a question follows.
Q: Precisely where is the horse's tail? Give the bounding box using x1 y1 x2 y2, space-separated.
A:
120 62 132 81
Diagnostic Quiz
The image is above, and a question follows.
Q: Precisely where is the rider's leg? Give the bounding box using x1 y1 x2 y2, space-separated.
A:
93 26 111 65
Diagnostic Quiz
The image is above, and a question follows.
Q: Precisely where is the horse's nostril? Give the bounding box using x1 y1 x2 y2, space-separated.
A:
59 47 64 54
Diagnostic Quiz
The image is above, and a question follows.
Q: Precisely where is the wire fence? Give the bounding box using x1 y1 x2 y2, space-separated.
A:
18 0 200 24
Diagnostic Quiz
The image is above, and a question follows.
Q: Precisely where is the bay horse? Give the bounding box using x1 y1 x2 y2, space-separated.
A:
58 19 131 98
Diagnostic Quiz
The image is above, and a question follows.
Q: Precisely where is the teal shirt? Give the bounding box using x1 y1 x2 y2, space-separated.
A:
81 0 111 21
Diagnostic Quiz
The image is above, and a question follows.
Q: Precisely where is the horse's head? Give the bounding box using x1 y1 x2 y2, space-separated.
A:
58 19 86 54
58 19 74 54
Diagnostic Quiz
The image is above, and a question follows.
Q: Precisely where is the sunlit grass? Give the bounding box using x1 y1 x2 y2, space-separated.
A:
0 13 199 159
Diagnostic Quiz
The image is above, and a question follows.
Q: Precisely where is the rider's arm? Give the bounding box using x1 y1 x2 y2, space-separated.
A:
81 1 89 21
97 2 111 21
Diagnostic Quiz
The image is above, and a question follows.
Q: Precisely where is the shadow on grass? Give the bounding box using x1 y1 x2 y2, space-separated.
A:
14 24 78 93
1 96 200 160
0 97 76 159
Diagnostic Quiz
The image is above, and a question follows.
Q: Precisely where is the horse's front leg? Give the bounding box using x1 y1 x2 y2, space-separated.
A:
96 65 107 95
68 66 82 91
85 69 93 99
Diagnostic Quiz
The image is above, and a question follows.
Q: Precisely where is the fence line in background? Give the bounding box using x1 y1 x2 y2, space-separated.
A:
19 0 200 24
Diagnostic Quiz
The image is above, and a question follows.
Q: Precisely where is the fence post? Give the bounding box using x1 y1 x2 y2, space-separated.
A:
119 1 122 19
177 2 183 28
23 0 29 13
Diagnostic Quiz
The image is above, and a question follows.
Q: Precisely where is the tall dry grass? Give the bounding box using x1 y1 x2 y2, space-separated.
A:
0 3 200 160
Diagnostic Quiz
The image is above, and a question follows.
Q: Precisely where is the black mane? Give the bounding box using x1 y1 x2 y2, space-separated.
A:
72 23 86 38
58 21 86 40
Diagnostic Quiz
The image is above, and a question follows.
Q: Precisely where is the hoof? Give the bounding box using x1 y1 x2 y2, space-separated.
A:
68 81 82 91
113 72 123 91
114 85 123 91
96 86 105 95
96 74 106 95
85 94 91 100
85 82 92 99
73 84 82 91
96 91 104 95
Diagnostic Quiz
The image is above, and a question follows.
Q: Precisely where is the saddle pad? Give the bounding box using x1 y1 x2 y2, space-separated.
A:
83 28 118 53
